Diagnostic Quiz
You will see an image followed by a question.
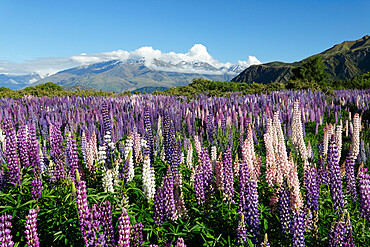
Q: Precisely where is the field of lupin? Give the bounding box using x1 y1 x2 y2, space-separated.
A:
1 90 370 247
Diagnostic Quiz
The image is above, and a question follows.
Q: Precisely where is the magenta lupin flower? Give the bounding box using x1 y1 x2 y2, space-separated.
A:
131 222 143 247
0 214 14 247
215 154 224 192
24 209 40 247
175 237 186 247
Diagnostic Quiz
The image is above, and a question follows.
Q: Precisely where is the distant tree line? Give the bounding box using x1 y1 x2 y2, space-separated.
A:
0 82 132 98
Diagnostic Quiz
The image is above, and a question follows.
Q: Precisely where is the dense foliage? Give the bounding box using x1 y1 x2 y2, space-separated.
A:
0 90 370 246
0 82 132 98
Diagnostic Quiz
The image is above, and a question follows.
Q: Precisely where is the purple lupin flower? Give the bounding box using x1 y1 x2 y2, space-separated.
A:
163 167 175 221
237 213 247 245
100 200 115 245
3 118 21 187
328 215 347 247
345 155 357 202
223 147 234 202
91 204 103 241
117 207 130 247
318 158 328 187
28 124 41 175
0 214 14 247
344 228 354 247
144 107 154 161
49 123 65 181
81 130 87 165
199 147 214 203
291 209 305 247
327 138 344 214
131 222 143 247
279 180 291 236
31 176 42 201
238 162 260 244
0 167 5 191
304 165 319 212
17 124 30 168
102 102 112 134
24 209 40 247
174 173 187 220
194 163 206 205
74 178 96 245
153 185 164 226
66 135 79 181
344 213 354 247
358 168 370 221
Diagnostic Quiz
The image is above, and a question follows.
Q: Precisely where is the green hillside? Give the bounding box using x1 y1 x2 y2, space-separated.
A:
232 35 370 84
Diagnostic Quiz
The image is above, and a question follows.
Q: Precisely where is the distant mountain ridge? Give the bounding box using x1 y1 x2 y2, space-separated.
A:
35 58 246 92
0 73 41 90
232 35 370 84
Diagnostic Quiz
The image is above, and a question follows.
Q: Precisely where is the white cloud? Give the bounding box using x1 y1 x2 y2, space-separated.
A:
0 45 261 77
238 56 261 67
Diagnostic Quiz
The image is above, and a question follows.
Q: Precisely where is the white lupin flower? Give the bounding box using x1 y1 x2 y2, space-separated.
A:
211 146 217 163
335 123 343 161
160 149 165 162
102 166 114 193
352 113 361 158
0 128 6 152
98 145 107 165
113 161 121 188
291 100 307 163
39 147 46 174
186 144 193 169
142 156 155 200
124 137 134 182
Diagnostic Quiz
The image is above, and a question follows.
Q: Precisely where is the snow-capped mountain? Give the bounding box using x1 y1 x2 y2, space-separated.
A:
34 58 247 92
0 44 261 92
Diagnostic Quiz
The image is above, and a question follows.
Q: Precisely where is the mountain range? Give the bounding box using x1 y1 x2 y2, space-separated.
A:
1 36 369 92
0 44 259 92
0 73 41 90
232 35 370 84
34 59 247 93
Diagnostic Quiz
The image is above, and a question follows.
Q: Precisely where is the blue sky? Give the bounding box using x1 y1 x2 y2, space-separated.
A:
0 0 369 66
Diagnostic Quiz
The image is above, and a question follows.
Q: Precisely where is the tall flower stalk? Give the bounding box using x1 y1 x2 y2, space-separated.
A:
24 209 40 247
3 118 21 187
327 138 344 214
